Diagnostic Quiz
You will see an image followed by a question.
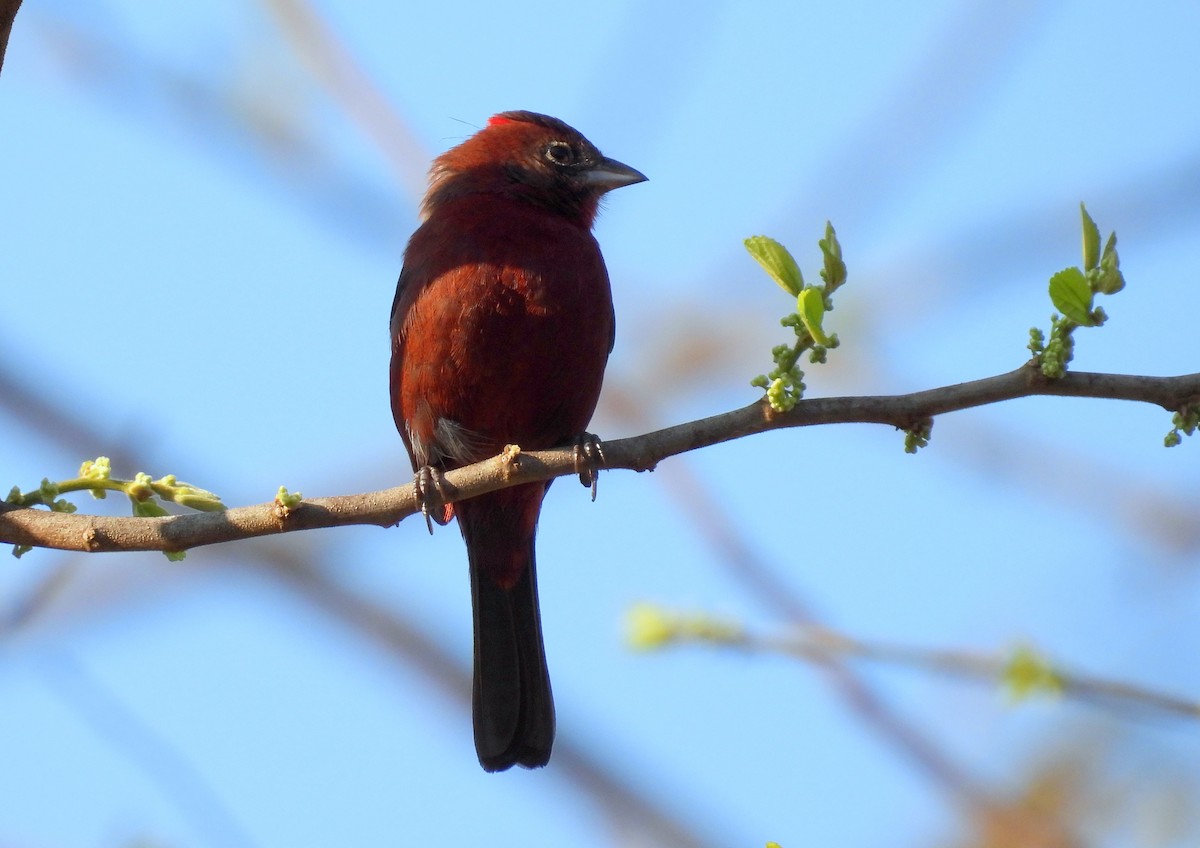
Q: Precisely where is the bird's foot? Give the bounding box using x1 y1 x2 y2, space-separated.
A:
573 432 607 502
414 465 453 534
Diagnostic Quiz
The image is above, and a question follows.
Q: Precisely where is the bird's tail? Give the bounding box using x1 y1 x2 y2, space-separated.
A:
457 486 555 771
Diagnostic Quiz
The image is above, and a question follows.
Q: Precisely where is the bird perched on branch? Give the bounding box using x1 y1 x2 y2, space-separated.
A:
389 111 645 771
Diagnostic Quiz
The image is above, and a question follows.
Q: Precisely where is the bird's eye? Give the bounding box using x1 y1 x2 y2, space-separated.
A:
544 141 576 166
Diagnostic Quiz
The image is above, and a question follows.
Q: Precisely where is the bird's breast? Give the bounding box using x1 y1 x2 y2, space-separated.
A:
393 198 617 467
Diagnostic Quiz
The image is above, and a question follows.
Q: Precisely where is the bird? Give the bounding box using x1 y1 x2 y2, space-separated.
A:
389 111 645 771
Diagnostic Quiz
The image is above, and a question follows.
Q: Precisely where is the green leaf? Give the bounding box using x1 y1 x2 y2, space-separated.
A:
1080 203 1100 271
131 497 169 518
174 492 227 512
745 236 804 296
80 457 112 481
1003 645 1062 701
1048 267 1095 326
1094 231 1125 294
275 486 304 510
1101 231 1118 265
796 287 833 346
625 603 677 650
904 419 933 454
818 221 846 290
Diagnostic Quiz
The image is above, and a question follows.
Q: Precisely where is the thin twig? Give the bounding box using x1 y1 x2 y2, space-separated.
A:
757 628 1200 721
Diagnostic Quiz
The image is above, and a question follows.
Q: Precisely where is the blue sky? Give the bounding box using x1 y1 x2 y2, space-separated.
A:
2 1 1199 846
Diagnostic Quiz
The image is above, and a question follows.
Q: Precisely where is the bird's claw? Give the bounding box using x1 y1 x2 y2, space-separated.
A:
415 466 452 534
573 433 606 502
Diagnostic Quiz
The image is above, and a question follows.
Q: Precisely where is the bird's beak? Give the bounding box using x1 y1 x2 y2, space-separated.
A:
583 157 648 191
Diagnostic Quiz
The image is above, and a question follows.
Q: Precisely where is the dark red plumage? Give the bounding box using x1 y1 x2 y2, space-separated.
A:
389 111 645 771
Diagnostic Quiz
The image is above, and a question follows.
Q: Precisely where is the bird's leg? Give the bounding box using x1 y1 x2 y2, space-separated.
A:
572 432 607 502
414 465 453 534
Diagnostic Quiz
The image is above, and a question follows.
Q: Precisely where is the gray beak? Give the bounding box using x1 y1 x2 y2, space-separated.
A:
583 156 648 191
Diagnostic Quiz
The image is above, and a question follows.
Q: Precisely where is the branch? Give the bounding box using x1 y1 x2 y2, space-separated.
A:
630 606 1200 721
766 627 1200 720
0 0 21 75
4 364 1198 555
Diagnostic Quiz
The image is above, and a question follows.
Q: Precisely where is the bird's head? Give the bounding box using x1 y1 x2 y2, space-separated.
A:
422 111 646 227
